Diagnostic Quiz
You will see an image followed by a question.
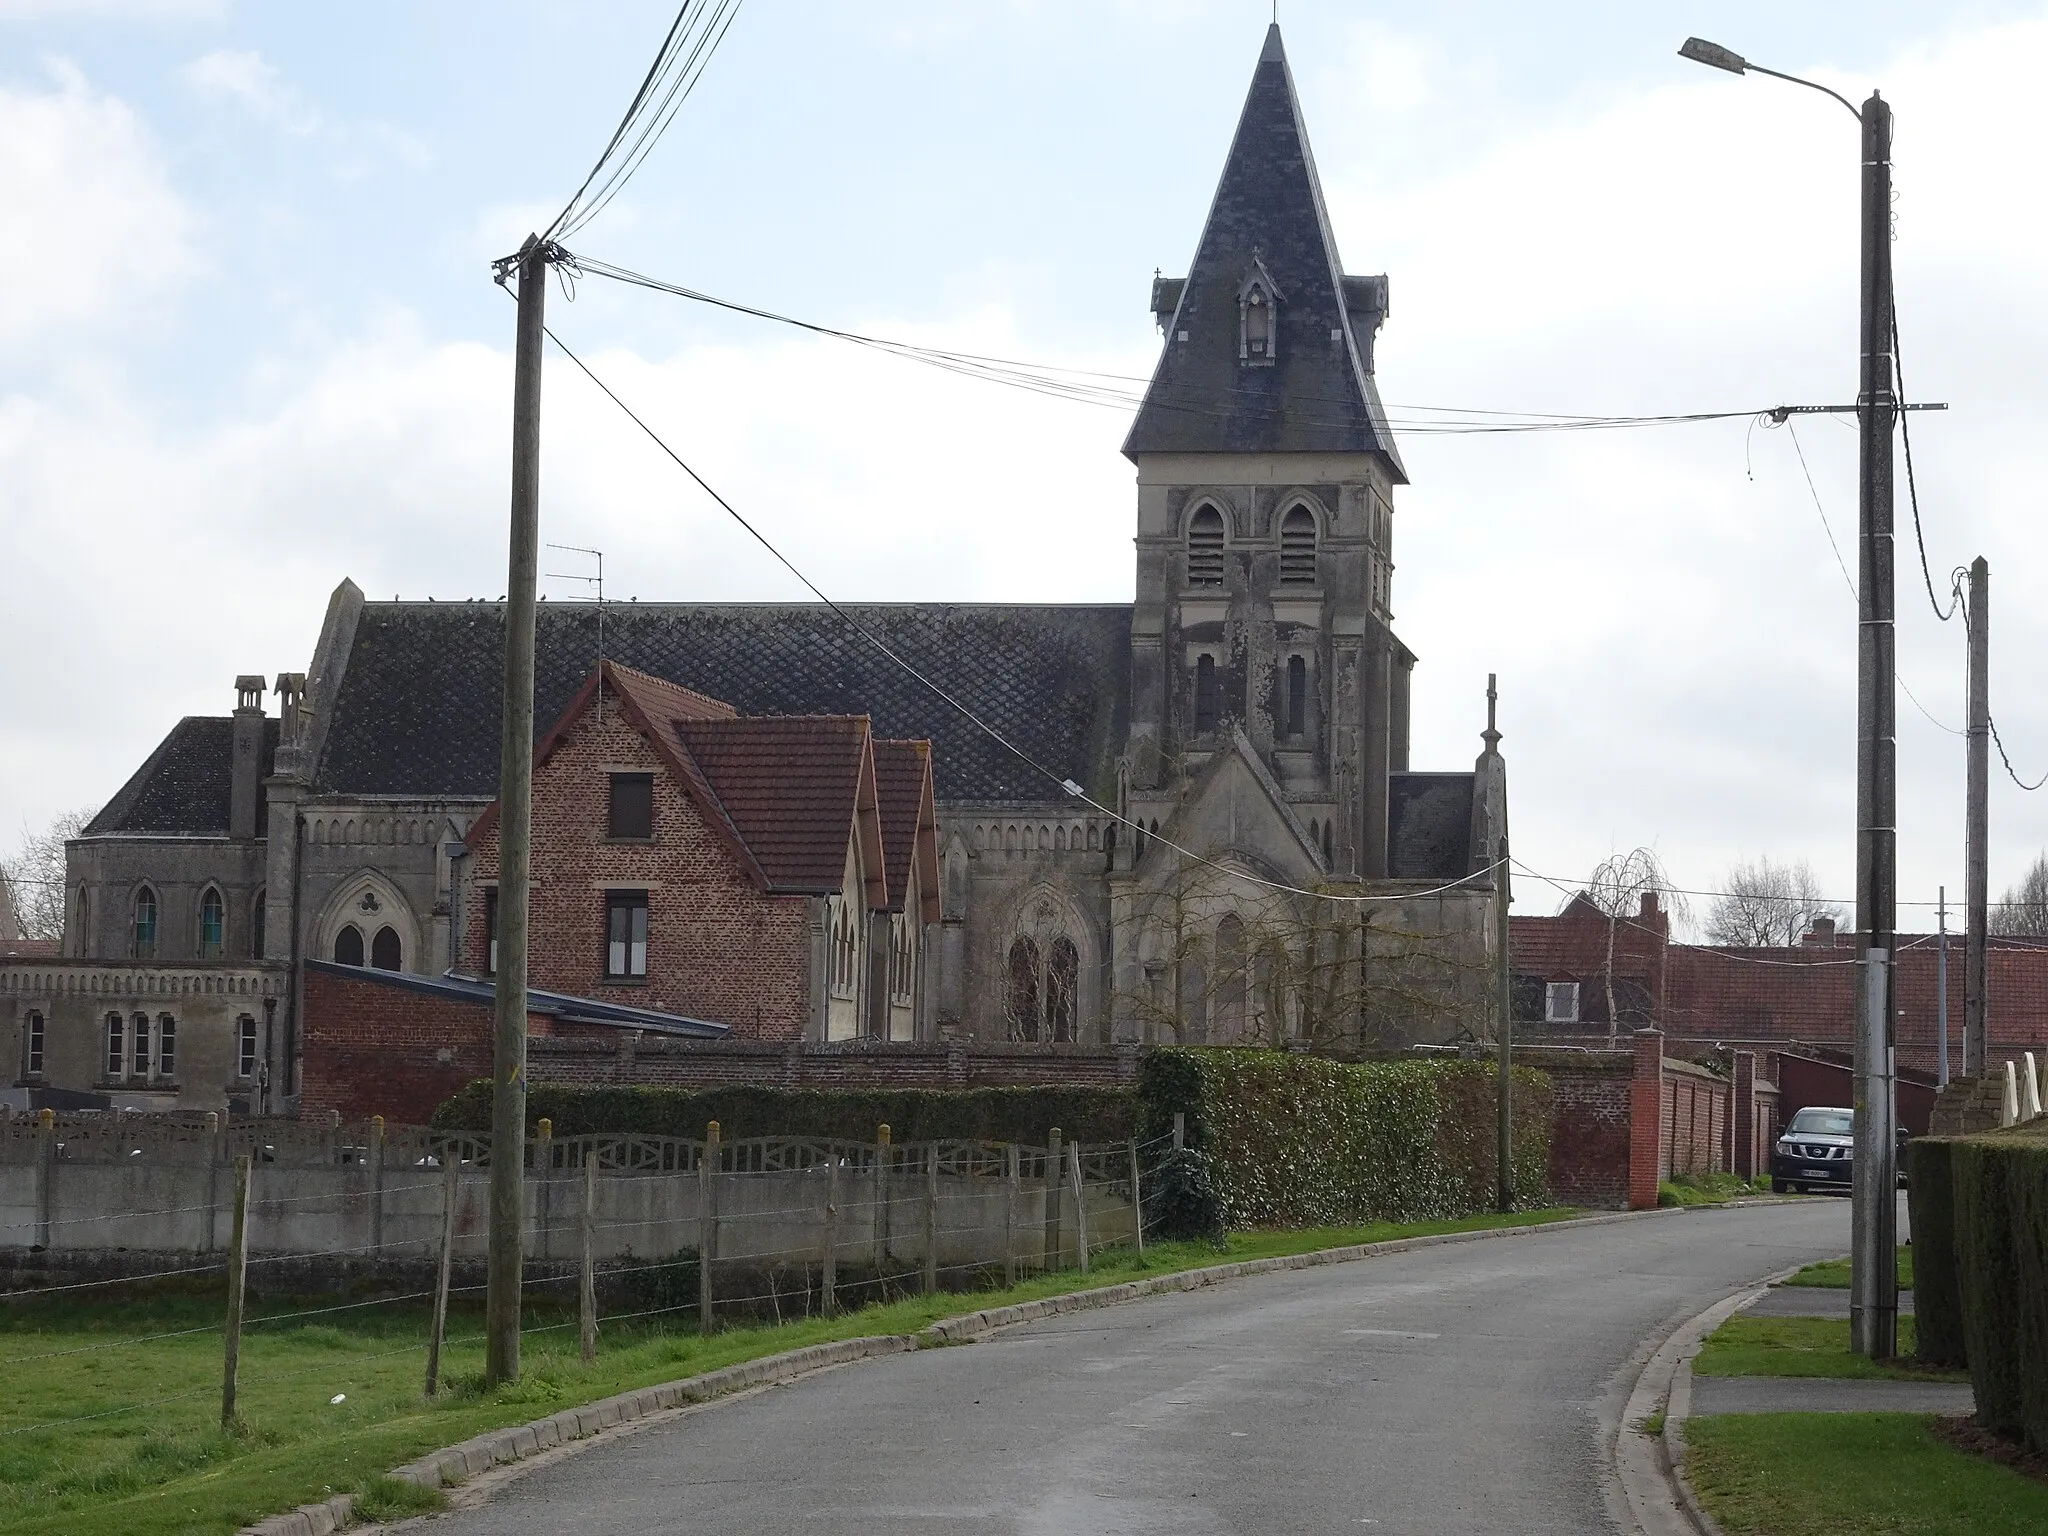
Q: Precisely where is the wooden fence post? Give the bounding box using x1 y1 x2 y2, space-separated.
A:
1043 1127 1063 1272
821 1153 839 1319
202 1110 220 1254
1127 1136 1144 1258
698 1121 719 1335
34 1108 53 1252
874 1124 892 1283
221 1153 252 1429
921 1142 939 1295
579 1148 597 1364
1068 1140 1089 1275
369 1114 386 1259
1003 1143 1019 1288
426 1149 457 1395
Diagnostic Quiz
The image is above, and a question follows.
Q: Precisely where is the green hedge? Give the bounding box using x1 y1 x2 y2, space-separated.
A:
1905 1137 1965 1369
1135 1048 1553 1232
431 1081 1136 1146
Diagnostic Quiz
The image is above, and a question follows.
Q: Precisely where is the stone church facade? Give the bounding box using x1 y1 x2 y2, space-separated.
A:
3 26 1507 1112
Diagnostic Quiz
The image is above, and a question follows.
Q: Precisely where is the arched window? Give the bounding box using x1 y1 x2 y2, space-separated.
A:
1186 505 1224 587
1286 654 1308 736
251 891 266 959
73 888 88 957
889 913 915 1007
198 887 225 960
1242 285 1273 359
132 887 158 960
1194 654 1221 735
1322 820 1334 867
829 901 858 999
1047 937 1079 1043
1005 937 1042 1042
1279 505 1317 583
333 924 365 966
1212 916 1248 1043
370 925 402 971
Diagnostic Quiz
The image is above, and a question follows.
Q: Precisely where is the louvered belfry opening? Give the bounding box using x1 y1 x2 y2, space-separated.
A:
1279 505 1316 583
1187 505 1225 586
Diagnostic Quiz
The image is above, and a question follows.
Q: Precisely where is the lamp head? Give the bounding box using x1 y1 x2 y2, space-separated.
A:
1678 37 1747 75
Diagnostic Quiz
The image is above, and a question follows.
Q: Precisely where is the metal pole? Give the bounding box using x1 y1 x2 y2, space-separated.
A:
487 233 548 1387
425 1150 457 1396
1937 886 1949 1088
1850 92 1898 1361
579 1148 598 1364
1965 557 1989 1081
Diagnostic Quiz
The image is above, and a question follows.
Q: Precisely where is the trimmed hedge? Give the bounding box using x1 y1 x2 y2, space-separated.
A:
432 1081 1135 1146
1918 1125 2048 1451
1135 1048 1553 1235
1905 1137 1965 1368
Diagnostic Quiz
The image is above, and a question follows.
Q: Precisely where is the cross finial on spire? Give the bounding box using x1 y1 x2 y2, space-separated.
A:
1483 672 1501 754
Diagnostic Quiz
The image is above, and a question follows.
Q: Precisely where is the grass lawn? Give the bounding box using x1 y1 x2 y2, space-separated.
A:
1659 1173 1772 1207
1694 1314 1964 1382
1785 1245 1914 1290
0 1207 1575 1536
1686 1413 2048 1536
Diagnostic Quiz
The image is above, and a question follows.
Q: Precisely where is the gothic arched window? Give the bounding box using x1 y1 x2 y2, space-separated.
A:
1186 505 1224 587
198 887 225 960
1194 654 1221 736
1006 937 1043 1042
132 887 158 960
333 924 365 967
1047 937 1079 1043
1280 505 1317 583
370 925 402 971
1212 915 1248 1043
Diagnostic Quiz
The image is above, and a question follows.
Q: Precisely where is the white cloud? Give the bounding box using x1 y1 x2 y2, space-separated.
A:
0 59 197 352
181 47 317 133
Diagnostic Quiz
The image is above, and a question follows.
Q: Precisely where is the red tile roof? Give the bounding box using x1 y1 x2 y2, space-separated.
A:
673 716 884 899
872 739 936 914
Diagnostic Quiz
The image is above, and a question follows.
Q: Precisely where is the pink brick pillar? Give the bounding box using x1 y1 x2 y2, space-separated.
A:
1628 1028 1665 1210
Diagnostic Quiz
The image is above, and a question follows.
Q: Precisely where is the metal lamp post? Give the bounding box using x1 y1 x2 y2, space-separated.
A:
1678 37 1898 1359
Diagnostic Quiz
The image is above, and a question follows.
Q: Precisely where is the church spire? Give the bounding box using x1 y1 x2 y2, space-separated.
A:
1123 25 1404 476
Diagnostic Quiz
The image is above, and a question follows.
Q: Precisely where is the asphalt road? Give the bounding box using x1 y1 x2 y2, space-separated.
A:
421 1202 1855 1536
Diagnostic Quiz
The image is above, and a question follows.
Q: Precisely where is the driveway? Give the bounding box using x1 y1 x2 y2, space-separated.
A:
418 1202 1855 1535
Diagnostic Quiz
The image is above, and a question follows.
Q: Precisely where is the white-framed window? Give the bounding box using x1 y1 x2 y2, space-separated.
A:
237 1015 258 1080
157 1014 177 1078
1545 981 1580 1024
604 891 649 980
24 1010 44 1077
130 1011 150 1077
105 1012 124 1078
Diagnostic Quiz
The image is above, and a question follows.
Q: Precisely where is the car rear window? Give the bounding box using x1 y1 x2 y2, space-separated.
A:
1787 1109 1854 1136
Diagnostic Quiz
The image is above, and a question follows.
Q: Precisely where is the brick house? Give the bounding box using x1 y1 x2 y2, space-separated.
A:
458 660 938 1042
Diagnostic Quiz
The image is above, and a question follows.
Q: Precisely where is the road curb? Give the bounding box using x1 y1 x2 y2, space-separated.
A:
1612 1265 1804 1536
242 1206 1683 1535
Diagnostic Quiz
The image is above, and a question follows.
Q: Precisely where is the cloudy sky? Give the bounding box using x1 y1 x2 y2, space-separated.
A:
3 0 2045 932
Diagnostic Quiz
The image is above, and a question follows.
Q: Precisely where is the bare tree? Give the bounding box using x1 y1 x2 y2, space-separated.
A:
0 808 97 943
1704 856 1844 948
1989 852 2048 938
1580 847 1690 1045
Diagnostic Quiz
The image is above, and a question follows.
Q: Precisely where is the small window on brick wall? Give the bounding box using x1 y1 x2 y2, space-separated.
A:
605 890 649 979
1545 981 1580 1024
608 773 655 840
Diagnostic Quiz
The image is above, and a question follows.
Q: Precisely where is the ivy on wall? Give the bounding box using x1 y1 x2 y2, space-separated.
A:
1137 1048 1554 1234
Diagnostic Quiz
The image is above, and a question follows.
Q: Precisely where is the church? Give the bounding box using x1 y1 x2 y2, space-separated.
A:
4 27 1508 1112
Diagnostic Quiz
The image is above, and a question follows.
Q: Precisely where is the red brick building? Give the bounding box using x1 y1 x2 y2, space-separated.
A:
1512 893 2048 1080
458 660 938 1042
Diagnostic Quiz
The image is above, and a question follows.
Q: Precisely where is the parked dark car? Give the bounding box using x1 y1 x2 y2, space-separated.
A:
1770 1106 1912 1193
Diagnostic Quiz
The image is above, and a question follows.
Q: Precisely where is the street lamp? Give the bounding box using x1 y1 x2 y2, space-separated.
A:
1679 37 1899 1361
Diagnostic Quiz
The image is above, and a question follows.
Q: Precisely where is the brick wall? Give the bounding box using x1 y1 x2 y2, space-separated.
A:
464 709 814 1037
1508 1046 1634 1210
527 1035 1145 1091
1660 1059 1730 1179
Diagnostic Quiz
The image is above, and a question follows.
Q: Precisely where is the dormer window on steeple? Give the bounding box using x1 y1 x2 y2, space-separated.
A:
1237 255 1284 367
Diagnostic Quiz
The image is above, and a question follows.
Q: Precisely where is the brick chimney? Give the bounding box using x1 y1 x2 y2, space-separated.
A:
1800 916 1838 948
231 676 267 840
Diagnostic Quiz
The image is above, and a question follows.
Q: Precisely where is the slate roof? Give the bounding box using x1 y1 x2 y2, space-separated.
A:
1386 772 1474 881
1124 24 1405 472
673 716 876 894
85 716 280 837
304 959 728 1037
316 601 1131 807
872 739 934 911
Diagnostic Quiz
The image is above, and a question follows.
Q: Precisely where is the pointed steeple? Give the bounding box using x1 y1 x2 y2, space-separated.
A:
1124 25 1404 476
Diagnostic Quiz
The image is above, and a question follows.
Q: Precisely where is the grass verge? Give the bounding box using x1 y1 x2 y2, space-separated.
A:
1658 1172 1771 1207
1686 1413 2048 1535
1694 1314 1964 1381
1784 1245 1914 1289
0 1206 1575 1536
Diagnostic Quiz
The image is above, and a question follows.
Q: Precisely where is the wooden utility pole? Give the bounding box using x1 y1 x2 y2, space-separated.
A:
1486 675 1512 1213
487 234 549 1387
1964 557 1989 1080
221 1154 252 1429
426 1150 457 1395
